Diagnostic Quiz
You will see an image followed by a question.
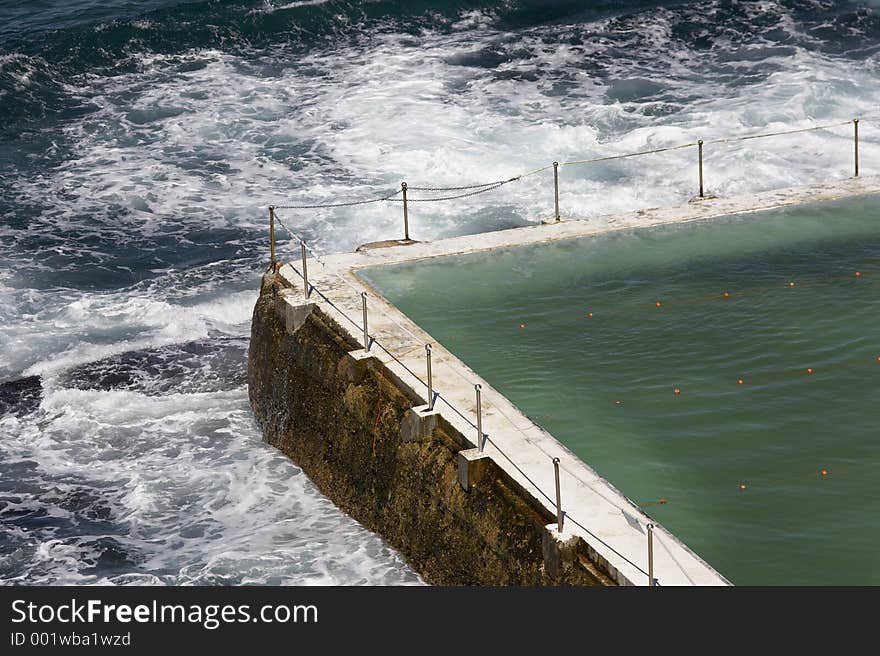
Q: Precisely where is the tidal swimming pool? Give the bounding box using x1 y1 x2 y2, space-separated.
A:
361 196 880 585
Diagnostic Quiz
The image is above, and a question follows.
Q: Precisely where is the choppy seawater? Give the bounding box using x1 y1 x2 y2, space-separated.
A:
1 0 879 584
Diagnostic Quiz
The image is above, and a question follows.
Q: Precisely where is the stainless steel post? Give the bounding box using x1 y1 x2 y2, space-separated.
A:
475 383 483 451
647 523 655 587
553 457 563 532
402 182 410 241
361 292 369 352
854 118 860 178
426 344 433 410
300 240 308 299
553 161 560 222
269 206 276 267
698 140 704 198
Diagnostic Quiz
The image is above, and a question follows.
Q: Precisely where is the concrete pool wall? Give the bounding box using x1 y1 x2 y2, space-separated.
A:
248 175 880 586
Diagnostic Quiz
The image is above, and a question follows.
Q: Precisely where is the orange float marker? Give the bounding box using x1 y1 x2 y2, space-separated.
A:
519 323 525 329
587 312 593 318
614 400 622 406
788 281 796 288
673 388 681 395
855 271 862 278
806 367 814 375
655 301 662 308
659 497 668 504
737 378 744 385
722 291 730 299
739 484 747 491
820 469 829 477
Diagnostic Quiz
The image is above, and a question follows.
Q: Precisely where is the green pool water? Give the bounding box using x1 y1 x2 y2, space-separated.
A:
361 196 880 586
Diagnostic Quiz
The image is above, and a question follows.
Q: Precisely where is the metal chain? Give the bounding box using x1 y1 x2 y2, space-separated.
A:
389 181 509 202
650 528 696 585
274 187 401 210
562 118 860 168
274 212 430 345
705 119 853 145
563 142 698 166
406 176 521 192
275 178 521 210
274 116 871 210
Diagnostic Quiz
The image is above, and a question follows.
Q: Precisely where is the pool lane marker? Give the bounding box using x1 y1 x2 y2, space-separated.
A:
603 354 874 410
583 270 876 319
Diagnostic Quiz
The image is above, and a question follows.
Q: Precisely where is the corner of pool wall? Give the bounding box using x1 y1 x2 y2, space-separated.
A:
248 267 624 585
247 176 880 586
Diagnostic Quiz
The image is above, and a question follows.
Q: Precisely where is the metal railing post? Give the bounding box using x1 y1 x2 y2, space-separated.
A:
269 206 276 267
553 457 563 532
361 292 369 352
647 523 655 587
425 344 433 410
300 240 309 299
475 383 483 451
401 182 410 241
854 118 860 178
553 161 560 221
698 140 704 198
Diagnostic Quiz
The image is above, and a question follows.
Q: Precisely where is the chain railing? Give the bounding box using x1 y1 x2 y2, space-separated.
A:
272 116 875 244
263 117 879 585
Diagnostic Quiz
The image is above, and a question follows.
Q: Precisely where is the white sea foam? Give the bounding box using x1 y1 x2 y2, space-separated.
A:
273 0 334 11
6 2 875 263
0 386 422 585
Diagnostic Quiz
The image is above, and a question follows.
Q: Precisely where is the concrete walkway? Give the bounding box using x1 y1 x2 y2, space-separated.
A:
276 175 880 585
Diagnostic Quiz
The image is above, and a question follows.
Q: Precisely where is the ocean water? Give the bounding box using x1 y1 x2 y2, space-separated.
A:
363 197 880 585
1 0 878 585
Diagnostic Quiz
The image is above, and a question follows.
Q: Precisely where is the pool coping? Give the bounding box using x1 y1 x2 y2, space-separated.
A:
276 174 880 585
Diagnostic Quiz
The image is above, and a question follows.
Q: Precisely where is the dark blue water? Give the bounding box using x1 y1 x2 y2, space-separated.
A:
1 0 878 584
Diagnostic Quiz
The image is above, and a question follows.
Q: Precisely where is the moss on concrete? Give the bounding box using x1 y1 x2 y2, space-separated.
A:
248 272 615 586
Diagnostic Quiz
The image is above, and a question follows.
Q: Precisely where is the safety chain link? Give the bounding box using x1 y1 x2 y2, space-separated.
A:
388 181 511 202
406 176 521 192
273 117 874 210
274 188 401 209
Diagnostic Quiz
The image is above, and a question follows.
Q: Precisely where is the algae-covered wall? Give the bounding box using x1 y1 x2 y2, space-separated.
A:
248 271 616 586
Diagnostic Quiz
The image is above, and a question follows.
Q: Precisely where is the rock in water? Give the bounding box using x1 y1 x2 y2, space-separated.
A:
0 376 42 417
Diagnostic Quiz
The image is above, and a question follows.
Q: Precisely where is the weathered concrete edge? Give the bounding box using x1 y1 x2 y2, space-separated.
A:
250 274 619 586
